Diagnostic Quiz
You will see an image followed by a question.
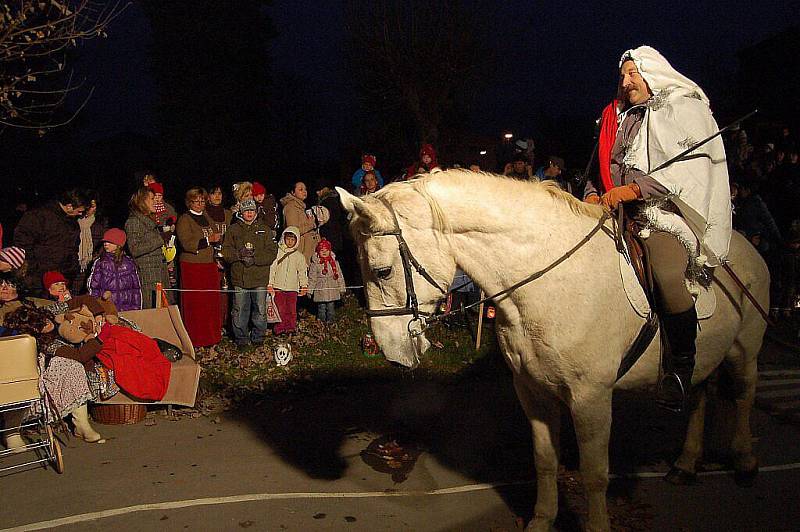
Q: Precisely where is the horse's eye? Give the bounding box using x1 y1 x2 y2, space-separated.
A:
373 266 392 280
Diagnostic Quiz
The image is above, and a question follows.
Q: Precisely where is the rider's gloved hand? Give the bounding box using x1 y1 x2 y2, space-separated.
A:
584 194 602 205
601 183 641 210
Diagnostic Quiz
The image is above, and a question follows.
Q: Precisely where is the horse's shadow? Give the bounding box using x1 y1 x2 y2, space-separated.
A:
228 354 687 528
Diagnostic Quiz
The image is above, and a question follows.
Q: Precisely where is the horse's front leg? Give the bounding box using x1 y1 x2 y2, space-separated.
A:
570 387 613 532
513 376 562 532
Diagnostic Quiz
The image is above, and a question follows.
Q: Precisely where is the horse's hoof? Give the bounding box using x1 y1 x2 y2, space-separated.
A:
734 467 758 487
664 467 697 485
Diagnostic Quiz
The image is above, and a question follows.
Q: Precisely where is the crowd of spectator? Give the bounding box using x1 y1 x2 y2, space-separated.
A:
725 125 800 317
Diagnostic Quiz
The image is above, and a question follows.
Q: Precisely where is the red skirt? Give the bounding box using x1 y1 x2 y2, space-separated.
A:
180 261 222 347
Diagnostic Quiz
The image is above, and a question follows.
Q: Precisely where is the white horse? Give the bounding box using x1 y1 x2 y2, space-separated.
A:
337 169 768 531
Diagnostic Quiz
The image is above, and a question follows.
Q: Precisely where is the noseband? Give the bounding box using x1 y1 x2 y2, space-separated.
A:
363 198 447 331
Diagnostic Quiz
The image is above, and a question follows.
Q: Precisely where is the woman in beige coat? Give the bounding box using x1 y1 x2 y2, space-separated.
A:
280 182 320 264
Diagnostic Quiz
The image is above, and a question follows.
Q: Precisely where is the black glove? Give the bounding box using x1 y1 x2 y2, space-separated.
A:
239 247 255 266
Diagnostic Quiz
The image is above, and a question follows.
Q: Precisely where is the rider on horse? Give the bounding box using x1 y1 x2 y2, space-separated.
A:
583 46 733 411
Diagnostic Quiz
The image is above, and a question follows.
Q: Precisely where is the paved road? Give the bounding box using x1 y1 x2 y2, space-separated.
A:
1 337 799 531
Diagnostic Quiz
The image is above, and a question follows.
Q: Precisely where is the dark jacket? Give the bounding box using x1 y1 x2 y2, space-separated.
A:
14 201 80 294
317 188 345 253
221 216 278 288
87 252 142 311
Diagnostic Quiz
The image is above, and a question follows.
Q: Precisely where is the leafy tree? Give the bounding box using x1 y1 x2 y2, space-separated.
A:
0 0 127 133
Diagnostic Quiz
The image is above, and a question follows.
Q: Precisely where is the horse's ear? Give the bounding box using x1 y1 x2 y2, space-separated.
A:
336 187 375 221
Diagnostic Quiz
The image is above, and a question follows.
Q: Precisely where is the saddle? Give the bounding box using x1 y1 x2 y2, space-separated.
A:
621 214 654 301
615 207 660 381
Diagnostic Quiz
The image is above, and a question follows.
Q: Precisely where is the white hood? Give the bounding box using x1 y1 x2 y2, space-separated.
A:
619 46 732 265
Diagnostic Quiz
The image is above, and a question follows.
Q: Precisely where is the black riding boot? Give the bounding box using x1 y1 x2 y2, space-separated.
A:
656 306 698 413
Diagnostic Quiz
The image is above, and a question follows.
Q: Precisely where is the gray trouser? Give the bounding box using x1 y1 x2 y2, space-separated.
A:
641 231 694 315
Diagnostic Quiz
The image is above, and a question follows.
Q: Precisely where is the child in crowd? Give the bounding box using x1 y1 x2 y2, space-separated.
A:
359 171 380 196
267 226 308 335
351 154 384 193
147 182 178 286
307 239 346 322
252 181 278 230
222 199 278 347
87 228 142 312
231 181 253 215
44 270 73 303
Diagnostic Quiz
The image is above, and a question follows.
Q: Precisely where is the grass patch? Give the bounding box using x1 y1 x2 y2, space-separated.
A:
197 295 503 400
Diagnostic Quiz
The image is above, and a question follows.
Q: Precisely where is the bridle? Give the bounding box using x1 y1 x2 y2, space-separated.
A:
363 198 447 336
361 196 612 342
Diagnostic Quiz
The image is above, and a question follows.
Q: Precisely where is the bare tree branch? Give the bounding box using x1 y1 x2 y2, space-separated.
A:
0 0 129 132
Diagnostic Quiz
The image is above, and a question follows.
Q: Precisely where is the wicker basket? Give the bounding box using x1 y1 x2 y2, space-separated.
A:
89 404 147 425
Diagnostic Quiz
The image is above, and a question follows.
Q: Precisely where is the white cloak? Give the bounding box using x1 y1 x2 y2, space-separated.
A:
620 46 732 266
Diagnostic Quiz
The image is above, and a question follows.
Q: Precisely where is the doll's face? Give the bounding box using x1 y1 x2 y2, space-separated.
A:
422 154 432 165
0 280 18 302
254 193 265 203
319 247 331 258
153 192 164 204
103 242 119 253
362 162 374 172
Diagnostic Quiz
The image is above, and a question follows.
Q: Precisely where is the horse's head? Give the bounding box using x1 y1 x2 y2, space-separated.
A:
337 185 455 368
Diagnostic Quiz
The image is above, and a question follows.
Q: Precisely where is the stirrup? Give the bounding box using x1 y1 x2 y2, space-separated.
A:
655 373 689 413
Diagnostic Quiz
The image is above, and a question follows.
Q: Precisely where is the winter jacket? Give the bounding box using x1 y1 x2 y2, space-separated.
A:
268 227 309 292
176 211 216 264
125 211 172 309
87 252 142 311
222 216 278 289
351 168 385 192
14 201 81 295
734 193 783 252
280 193 320 264
317 189 345 253
307 253 346 302
406 144 440 178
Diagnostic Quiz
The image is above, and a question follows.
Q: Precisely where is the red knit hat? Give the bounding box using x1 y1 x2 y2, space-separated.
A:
148 182 164 195
103 228 127 247
42 271 67 291
315 239 338 279
252 181 266 196
362 154 376 167
315 239 332 254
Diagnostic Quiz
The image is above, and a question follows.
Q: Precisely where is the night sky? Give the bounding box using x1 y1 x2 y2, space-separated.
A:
34 1 800 168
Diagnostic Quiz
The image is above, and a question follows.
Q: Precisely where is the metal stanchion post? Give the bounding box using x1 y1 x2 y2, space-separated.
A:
475 290 485 351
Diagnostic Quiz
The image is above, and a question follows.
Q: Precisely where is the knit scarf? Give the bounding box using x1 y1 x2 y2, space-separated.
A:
319 252 339 280
77 214 95 272
153 197 166 224
598 99 620 194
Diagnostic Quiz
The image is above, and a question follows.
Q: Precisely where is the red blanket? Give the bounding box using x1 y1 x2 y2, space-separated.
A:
96 324 171 401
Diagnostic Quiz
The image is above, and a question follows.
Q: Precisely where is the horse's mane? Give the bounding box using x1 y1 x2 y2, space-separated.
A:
371 169 603 233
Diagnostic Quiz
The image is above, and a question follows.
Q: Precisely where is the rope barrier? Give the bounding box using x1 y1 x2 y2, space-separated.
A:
157 275 476 294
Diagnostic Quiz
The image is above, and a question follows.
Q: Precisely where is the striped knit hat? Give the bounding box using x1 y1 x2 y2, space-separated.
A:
0 247 25 270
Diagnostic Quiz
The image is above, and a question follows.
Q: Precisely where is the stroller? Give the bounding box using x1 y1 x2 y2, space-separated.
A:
0 334 64 475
